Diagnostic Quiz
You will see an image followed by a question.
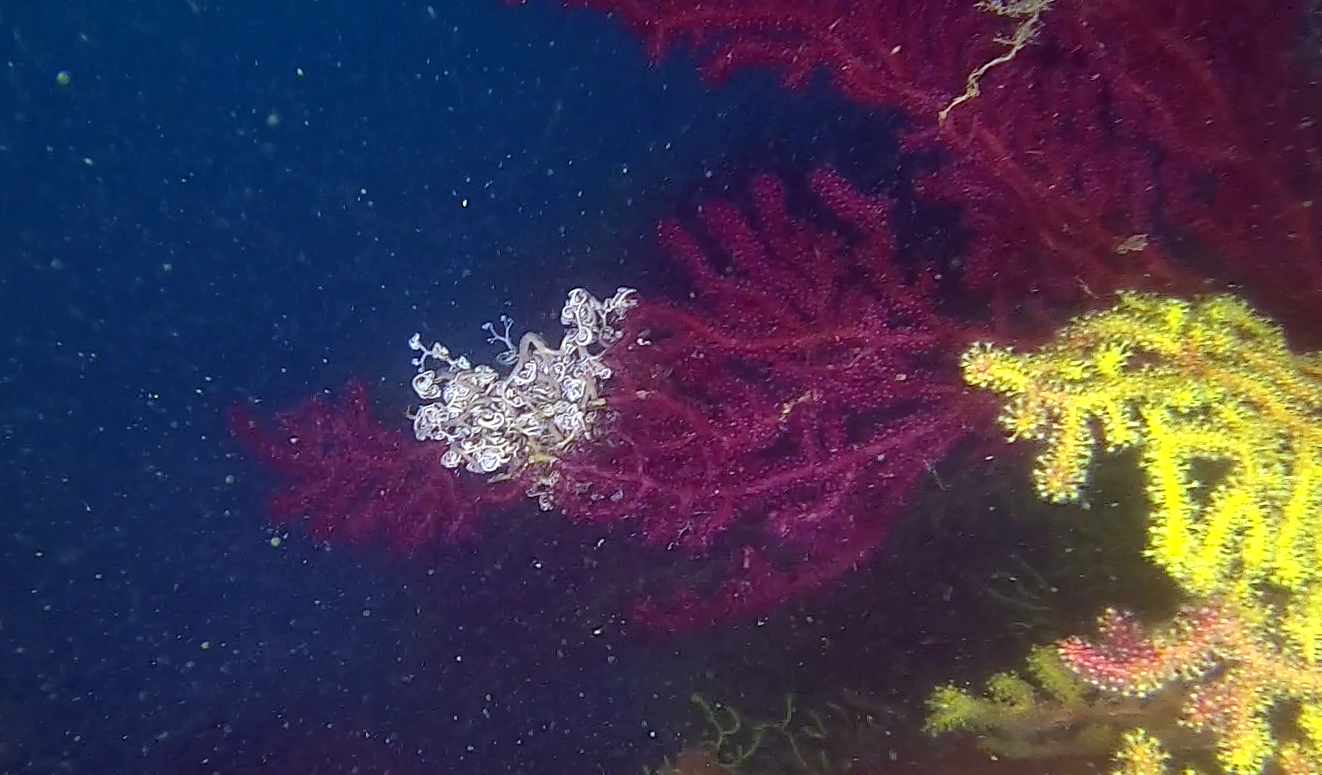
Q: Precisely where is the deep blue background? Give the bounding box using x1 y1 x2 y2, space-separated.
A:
0 0 906 772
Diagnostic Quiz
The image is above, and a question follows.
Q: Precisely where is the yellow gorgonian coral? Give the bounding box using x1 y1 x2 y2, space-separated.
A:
960 291 1322 601
937 292 1322 775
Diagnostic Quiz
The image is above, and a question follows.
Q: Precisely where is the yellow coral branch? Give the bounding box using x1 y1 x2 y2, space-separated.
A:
961 292 1322 603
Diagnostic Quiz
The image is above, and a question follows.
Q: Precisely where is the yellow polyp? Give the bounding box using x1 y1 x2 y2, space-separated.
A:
1113 729 1171 775
1093 340 1132 377
1057 357 1091 383
999 396 1048 442
1160 298 1191 332
1220 716 1274 775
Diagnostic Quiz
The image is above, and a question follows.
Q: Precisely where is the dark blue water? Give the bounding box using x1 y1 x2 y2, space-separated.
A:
0 0 906 772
